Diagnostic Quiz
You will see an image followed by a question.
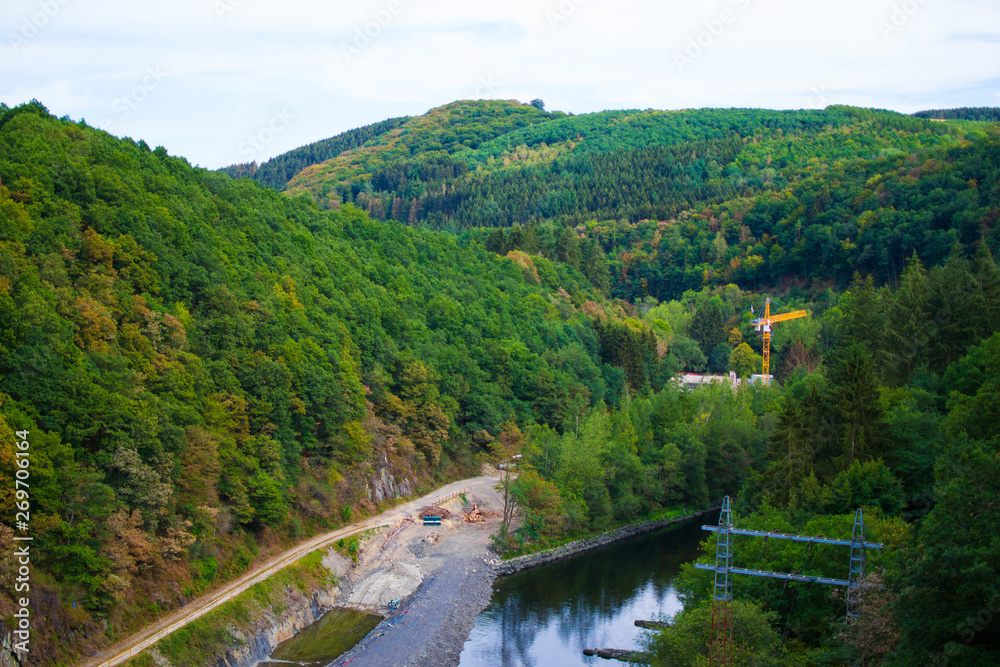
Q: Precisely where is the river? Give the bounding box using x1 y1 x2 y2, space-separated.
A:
458 518 705 666
260 517 705 666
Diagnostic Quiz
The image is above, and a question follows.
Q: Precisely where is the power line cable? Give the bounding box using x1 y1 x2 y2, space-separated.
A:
779 540 814 640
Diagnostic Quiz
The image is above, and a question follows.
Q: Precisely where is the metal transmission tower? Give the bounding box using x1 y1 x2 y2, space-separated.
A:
709 497 734 667
697 497 883 663
847 508 866 618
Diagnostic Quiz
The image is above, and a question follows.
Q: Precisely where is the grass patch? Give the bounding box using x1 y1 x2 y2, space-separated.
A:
333 527 381 563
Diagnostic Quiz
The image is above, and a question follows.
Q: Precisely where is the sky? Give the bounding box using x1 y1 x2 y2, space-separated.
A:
3 0 999 169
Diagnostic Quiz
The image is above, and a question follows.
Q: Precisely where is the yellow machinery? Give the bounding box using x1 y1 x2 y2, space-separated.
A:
751 298 808 383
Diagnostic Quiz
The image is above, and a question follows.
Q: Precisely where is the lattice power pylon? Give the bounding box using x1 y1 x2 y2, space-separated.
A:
696 498 883 665
847 508 866 619
709 497 734 667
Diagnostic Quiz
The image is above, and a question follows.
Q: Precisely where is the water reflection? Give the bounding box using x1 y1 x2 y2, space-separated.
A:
459 519 704 667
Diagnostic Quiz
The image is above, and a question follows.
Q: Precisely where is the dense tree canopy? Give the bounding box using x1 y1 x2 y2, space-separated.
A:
1 98 998 665
0 100 664 663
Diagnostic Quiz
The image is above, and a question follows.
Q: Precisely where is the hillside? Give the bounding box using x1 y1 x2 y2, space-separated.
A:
0 100 663 664
218 115 412 190
1 99 998 666
914 106 1000 122
266 101 999 302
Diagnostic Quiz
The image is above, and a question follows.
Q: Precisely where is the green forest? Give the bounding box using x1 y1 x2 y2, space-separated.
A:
495 253 1000 666
235 100 999 305
0 100 644 662
0 97 998 665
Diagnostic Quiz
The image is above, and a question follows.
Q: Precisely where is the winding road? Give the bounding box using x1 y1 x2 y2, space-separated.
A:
79 475 498 667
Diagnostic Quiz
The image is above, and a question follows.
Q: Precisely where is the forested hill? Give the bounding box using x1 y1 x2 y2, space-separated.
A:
0 100 667 662
218 114 411 190
3 98 999 666
913 106 1000 122
253 100 999 301
284 101 955 224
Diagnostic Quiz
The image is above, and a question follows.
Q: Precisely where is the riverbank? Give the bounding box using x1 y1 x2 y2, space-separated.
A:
267 476 505 667
329 543 498 667
80 476 493 667
494 507 716 576
319 506 714 667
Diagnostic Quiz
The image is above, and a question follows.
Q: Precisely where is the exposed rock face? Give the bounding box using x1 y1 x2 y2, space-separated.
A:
218 577 340 667
219 551 353 667
366 457 415 504
0 630 24 667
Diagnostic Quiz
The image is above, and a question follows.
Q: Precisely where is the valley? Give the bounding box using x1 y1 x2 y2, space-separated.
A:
0 98 997 665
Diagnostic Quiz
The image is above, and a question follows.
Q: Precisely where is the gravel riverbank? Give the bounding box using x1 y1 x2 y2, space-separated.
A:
313 476 504 667
320 506 714 667
331 549 498 667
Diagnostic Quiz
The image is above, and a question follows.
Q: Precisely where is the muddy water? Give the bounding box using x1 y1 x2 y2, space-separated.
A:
458 518 705 667
258 607 381 667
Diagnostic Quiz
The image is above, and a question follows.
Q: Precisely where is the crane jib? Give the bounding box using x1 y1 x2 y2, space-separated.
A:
753 299 810 382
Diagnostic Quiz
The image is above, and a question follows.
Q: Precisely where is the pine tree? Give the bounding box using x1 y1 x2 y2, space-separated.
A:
886 252 928 385
831 344 887 469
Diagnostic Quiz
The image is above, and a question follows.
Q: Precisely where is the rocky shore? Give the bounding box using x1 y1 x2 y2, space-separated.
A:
241 502 711 667
332 508 713 666
330 549 498 667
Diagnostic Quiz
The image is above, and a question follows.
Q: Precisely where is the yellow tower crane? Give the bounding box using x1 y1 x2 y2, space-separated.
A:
751 298 808 384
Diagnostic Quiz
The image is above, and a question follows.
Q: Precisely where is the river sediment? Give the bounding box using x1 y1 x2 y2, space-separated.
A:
326 509 712 666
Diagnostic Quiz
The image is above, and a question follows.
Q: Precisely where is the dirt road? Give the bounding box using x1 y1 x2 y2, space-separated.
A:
81 475 500 667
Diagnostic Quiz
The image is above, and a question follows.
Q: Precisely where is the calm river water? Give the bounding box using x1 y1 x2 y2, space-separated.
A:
458 518 705 667
262 518 705 666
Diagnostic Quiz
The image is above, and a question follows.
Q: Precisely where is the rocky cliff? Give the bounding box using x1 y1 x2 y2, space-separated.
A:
216 550 351 667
